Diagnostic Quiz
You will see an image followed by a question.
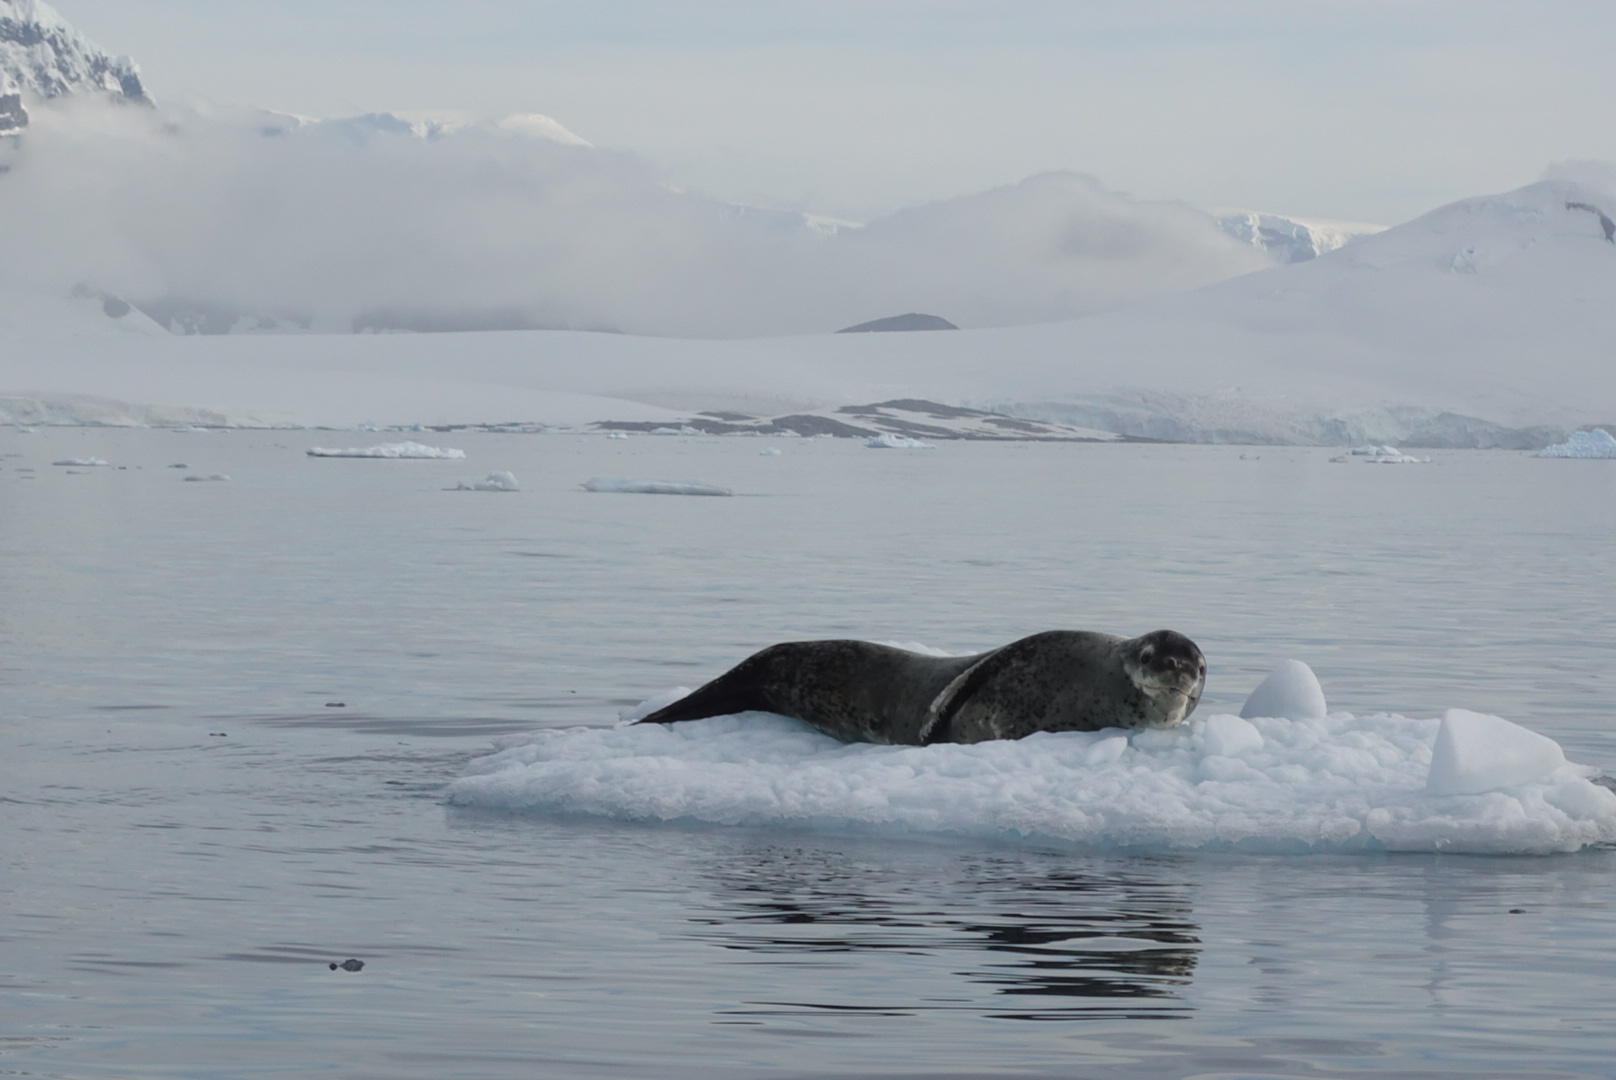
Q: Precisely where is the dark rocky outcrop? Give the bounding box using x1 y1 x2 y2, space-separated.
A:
836 313 959 333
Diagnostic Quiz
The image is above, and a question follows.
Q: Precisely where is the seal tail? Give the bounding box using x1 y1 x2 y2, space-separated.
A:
635 655 775 725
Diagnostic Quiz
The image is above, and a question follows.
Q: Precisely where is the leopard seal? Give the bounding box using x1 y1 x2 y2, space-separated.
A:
635 630 1206 744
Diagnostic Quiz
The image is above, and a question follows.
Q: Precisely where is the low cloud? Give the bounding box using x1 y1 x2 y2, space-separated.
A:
0 98 1270 337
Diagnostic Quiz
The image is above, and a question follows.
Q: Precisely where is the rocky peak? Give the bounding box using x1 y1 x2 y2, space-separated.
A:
1 0 150 132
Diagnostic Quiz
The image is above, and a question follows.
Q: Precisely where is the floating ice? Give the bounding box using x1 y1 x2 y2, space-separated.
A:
1241 660 1329 720
583 477 733 496
1538 429 1616 459
182 473 230 482
451 471 519 491
605 432 630 440
650 426 703 436
866 434 935 449
306 441 466 459
51 457 109 466
448 708 1616 854
1426 709 1568 796
1334 443 1428 464
759 447 782 456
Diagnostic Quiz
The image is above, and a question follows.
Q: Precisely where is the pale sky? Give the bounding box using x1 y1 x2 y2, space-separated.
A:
53 1 1616 225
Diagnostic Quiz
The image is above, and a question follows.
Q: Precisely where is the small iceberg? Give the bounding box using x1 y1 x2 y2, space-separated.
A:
1538 429 1616 459
1332 444 1428 464
450 471 519 492
759 447 782 456
51 457 109 467
866 434 935 449
605 432 630 440
583 477 733 496
448 703 1616 854
306 441 466 459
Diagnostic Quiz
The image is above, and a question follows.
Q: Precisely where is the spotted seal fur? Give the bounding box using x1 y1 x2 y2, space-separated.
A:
636 630 1206 744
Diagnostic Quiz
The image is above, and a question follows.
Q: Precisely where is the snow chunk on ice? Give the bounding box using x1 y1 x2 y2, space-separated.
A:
1426 709 1568 796
583 477 733 496
1539 429 1616 458
1241 660 1328 720
866 434 934 449
451 471 519 491
51 457 109 466
447 709 1616 854
1202 714 1264 757
306 441 466 459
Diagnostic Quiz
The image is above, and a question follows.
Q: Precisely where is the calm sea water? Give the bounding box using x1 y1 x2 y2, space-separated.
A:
4 427 1616 1079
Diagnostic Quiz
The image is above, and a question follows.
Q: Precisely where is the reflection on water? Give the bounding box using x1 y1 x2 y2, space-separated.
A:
690 845 1199 1021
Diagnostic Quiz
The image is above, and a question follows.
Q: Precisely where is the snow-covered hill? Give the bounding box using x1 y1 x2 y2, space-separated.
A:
0 0 148 132
9 178 1607 446
0 5 1610 445
1213 209 1385 264
0 93 1271 337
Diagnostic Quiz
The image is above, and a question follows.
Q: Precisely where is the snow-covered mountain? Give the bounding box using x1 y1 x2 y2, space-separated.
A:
256 108 591 147
7 178 1614 445
1213 209 1385 264
0 0 148 132
1 4 1611 446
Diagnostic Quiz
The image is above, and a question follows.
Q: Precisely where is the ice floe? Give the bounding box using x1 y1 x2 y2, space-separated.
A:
866 434 934 449
306 441 466 459
1331 444 1429 464
583 477 733 496
450 471 519 491
1538 429 1616 458
449 703 1616 854
51 457 109 466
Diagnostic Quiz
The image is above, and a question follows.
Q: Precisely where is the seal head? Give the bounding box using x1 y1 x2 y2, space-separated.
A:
1118 629 1206 728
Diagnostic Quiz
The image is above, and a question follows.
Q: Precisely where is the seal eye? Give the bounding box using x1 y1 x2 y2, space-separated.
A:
1139 647 1155 664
